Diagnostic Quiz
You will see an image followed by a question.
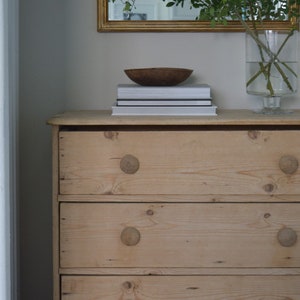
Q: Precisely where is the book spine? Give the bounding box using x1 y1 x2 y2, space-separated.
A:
117 99 212 106
112 104 217 116
117 88 210 99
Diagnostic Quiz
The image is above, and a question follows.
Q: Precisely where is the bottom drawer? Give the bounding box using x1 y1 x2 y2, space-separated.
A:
61 275 300 299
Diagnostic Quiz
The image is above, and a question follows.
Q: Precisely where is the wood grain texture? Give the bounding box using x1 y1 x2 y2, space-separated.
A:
49 111 300 299
60 267 300 275
59 130 300 195
58 194 300 203
60 203 300 268
61 275 300 299
51 126 60 300
47 109 300 126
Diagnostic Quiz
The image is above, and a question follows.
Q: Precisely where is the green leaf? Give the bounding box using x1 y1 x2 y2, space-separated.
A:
166 2 175 7
123 1 132 12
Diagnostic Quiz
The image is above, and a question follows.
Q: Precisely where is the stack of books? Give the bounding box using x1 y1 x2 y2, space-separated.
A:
111 84 217 116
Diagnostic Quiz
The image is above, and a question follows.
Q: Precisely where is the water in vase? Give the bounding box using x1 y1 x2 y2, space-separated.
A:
246 61 298 96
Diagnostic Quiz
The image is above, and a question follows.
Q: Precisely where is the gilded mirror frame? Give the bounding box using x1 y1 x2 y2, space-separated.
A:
97 0 296 32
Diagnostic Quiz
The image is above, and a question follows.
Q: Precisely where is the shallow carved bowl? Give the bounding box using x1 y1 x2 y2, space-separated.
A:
124 67 193 86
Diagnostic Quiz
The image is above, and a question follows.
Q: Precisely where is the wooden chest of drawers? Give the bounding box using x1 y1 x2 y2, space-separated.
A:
48 110 300 299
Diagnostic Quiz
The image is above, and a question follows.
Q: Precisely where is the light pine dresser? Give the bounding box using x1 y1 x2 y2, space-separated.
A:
48 110 300 300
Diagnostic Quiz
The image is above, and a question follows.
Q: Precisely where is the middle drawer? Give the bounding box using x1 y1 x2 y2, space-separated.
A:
60 203 300 269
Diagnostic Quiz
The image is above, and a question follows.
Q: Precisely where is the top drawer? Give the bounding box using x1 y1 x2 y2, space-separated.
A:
59 130 300 195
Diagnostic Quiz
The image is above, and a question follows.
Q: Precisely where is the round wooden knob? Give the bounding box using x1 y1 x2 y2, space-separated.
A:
277 227 297 247
120 227 141 246
120 155 140 174
122 281 133 290
263 183 275 193
279 155 298 175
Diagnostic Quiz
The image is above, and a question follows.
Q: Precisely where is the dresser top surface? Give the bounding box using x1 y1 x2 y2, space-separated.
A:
47 109 300 126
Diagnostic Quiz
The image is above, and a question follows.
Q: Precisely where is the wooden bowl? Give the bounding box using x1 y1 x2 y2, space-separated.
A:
124 67 193 86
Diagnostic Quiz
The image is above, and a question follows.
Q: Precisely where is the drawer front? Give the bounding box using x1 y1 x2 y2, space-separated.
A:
61 275 300 299
60 203 300 268
59 130 300 195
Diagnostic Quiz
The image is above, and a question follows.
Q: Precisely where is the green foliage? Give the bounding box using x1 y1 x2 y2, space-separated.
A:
110 0 300 25
110 0 136 12
162 0 300 27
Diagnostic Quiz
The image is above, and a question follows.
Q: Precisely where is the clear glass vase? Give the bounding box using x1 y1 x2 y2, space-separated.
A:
246 30 298 114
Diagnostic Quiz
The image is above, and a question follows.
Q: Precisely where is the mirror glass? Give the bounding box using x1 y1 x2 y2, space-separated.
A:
108 0 200 21
98 0 294 32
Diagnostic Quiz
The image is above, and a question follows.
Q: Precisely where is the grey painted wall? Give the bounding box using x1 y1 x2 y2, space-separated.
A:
19 0 300 299
19 0 65 299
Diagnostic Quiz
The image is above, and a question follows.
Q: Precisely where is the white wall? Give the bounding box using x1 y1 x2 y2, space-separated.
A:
0 0 16 298
64 0 300 111
19 0 300 299
1 0 18 298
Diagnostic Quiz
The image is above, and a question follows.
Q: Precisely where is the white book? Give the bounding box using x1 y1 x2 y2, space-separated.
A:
112 103 217 116
117 98 212 106
117 84 211 99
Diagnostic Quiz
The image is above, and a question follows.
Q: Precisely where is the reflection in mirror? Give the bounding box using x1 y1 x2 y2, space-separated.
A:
98 0 297 32
108 0 200 21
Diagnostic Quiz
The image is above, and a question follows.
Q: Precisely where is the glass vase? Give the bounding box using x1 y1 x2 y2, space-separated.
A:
246 30 298 114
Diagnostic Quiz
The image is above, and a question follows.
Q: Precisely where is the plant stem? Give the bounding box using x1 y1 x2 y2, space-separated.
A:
236 11 297 96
